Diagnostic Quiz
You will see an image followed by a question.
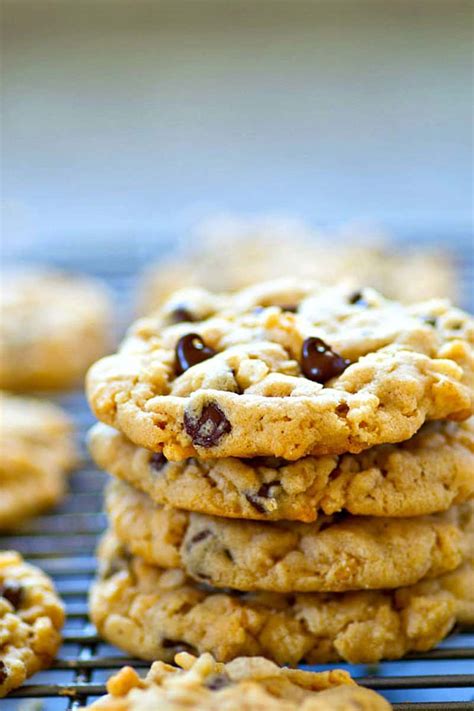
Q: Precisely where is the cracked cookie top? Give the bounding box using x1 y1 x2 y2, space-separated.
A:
87 280 474 460
86 651 390 711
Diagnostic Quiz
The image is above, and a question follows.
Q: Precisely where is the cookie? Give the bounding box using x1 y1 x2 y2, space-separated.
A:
87 279 473 461
89 418 474 522
86 652 390 711
0 268 112 390
0 551 65 697
105 480 473 593
90 533 473 665
0 392 78 529
139 216 457 312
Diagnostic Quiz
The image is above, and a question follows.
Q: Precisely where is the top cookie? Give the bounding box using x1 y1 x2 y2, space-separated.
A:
0 268 112 391
86 652 390 711
87 280 474 460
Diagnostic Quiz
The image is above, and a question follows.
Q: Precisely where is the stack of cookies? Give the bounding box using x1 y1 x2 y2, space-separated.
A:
86 279 474 666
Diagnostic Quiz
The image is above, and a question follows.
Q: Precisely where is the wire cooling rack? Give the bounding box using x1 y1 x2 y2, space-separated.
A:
1 238 473 709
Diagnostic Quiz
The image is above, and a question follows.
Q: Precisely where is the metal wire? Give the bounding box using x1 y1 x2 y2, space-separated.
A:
1 246 473 709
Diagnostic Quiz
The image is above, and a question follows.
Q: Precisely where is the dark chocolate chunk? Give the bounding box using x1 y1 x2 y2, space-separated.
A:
205 673 231 690
176 333 216 375
348 290 369 306
184 403 231 448
0 581 23 609
245 493 266 514
161 638 197 655
169 307 195 324
257 479 281 498
301 337 350 383
0 660 7 685
150 452 167 472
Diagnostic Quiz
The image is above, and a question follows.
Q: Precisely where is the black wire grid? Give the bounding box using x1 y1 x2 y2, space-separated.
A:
0 245 473 709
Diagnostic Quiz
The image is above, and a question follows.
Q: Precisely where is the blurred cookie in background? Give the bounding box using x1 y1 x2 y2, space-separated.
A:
0 268 113 391
139 217 457 313
0 392 78 529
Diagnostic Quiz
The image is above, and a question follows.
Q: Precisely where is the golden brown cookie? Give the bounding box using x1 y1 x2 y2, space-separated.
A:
106 480 473 593
0 268 112 390
90 533 473 666
0 551 65 697
89 418 474 522
87 280 473 461
0 392 78 529
85 651 390 710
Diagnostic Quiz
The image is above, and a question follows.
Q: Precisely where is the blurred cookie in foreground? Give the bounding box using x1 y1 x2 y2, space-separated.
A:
139 217 457 313
0 268 113 390
85 652 391 710
0 392 77 529
0 550 65 697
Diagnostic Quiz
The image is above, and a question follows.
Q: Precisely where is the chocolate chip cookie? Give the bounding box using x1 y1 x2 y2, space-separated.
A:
0 268 112 390
87 280 473 461
86 651 390 710
0 392 78 529
0 551 65 697
89 418 474 522
106 480 473 593
90 532 473 665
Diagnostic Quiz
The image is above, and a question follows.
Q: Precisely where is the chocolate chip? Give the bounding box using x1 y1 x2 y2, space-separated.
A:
161 638 197 655
422 316 437 327
257 480 281 498
0 581 23 609
348 291 368 306
170 307 195 324
0 661 7 685
150 452 167 472
301 337 350 384
279 304 298 313
223 548 234 562
247 456 288 469
206 673 230 690
189 529 212 546
245 493 266 514
176 333 216 375
184 403 231 447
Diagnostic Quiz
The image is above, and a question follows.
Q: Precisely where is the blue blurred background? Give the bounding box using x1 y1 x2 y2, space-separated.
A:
1 0 472 252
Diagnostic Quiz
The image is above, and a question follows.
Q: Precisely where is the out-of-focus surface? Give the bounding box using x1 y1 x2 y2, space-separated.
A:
1 0 472 247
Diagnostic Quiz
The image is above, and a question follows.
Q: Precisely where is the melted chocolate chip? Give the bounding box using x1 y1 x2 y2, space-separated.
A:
223 548 234 562
176 333 216 375
301 337 350 384
348 290 369 306
247 456 288 469
0 660 7 685
245 493 266 514
170 307 195 324
0 581 23 609
206 673 230 690
257 480 281 498
189 529 212 546
184 403 231 447
150 452 167 472
279 304 298 313
161 638 197 655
